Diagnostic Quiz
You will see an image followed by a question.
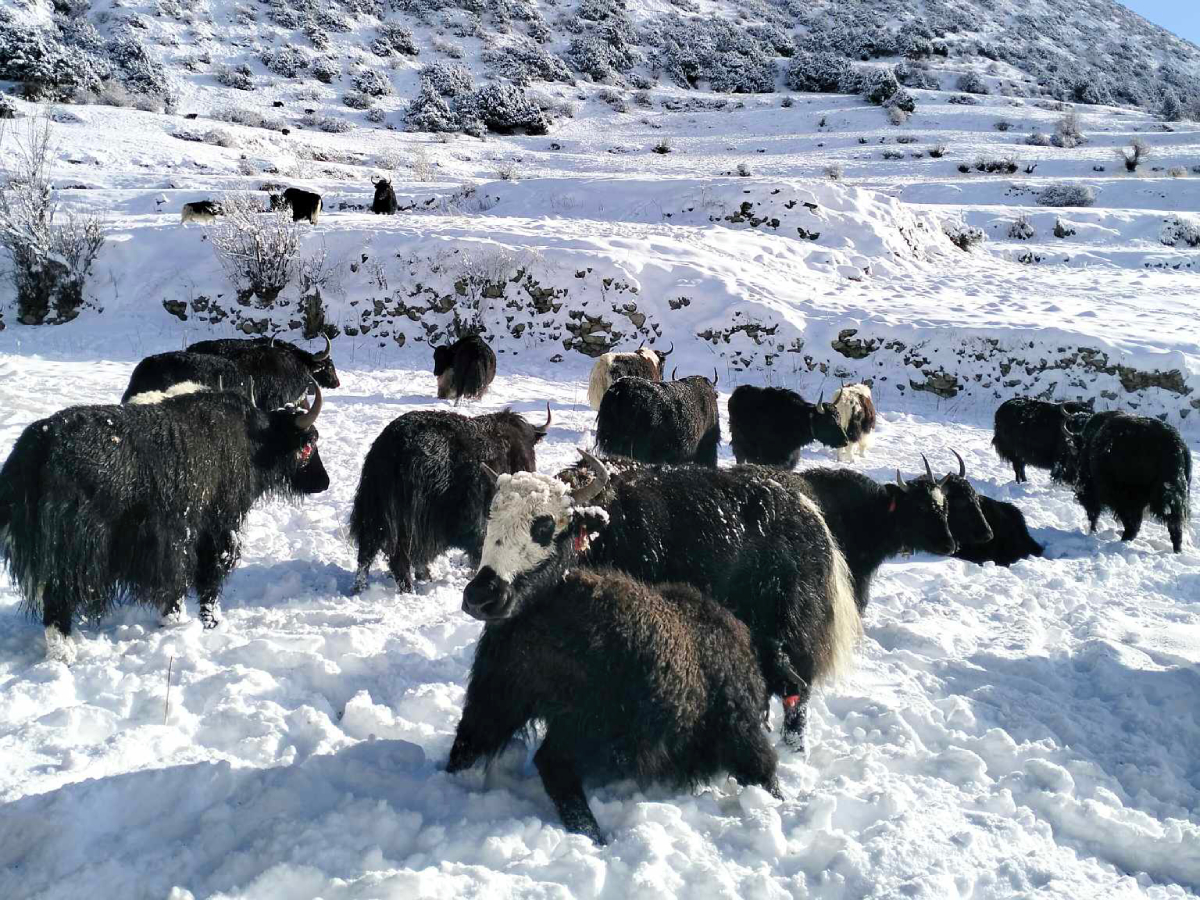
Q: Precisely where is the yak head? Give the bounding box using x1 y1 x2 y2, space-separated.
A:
809 393 850 449
263 380 330 494
887 456 959 556
940 450 995 547
462 450 610 621
1050 410 1090 484
642 341 673 379
433 343 454 377
305 333 340 389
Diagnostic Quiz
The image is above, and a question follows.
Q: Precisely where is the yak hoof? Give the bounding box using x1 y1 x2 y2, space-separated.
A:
44 625 77 665
351 570 368 595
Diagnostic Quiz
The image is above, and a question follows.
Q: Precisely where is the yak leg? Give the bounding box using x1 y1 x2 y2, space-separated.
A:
352 534 384 594
446 689 529 774
1013 460 1027 483
1077 483 1103 534
725 720 783 800
696 428 720 469
764 638 812 752
41 584 77 664
386 546 415 593
1168 510 1185 554
534 726 605 845
1117 505 1145 543
195 531 237 629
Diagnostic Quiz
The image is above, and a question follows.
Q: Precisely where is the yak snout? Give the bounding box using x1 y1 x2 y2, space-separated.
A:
462 566 515 621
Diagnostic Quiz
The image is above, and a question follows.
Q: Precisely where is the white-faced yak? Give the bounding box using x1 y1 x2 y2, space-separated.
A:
585 343 672 409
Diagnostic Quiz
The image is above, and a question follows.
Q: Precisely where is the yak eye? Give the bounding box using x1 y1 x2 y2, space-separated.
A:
530 515 556 546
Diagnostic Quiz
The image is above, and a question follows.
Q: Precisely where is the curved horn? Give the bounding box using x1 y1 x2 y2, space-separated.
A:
292 380 322 430
313 332 331 362
711 367 718 387
817 391 824 407
570 449 610 507
896 469 907 489
659 341 674 359
952 449 966 478
670 367 677 381
269 334 276 348
249 376 257 408
638 339 645 350
480 463 499 487
218 375 224 392
534 401 552 435
922 454 934 482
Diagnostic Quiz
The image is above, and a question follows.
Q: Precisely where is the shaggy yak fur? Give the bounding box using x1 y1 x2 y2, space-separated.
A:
466 454 861 751
433 335 497 403
123 335 340 410
992 397 1092 483
728 385 848 468
941 452 1043 566
349 406 550 592
180 199 224 224
0 384 329 655
830 383 877 460
595 374 719 466
371 178 398 214
585 344 672 409
451 562 777 845
1058 411 1191 552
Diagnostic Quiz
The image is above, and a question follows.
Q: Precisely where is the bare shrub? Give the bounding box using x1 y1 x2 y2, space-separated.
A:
824 163 844 180
494 160 519 181
1116 138 1148 172
1168 166 1188 178
1037 184 1096 207
736 162 752 177
886 105 908 126
1051 111 1085 148
882 149 904 160
929 144 947 158
652 137 671 154
209 192 300 305
411 146 435 181
0 114 105 324
1007 214 1035 240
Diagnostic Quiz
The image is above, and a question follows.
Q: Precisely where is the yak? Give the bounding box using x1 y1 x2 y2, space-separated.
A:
941 451 1044 566
1059 412 1191 552
121 352 249 405
992 397 1092 483
585 343 673 409
273 187 322 224
433 335 497 403
180 200 224 224
595 371 719 467
349 405 551 593
0 382 328 660
451 555 779 845
371 177 398 214
728 385 848 468
468 451 861 750
830 383 876 460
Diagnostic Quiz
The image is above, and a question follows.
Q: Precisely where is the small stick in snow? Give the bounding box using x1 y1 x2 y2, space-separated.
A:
164 655 174 724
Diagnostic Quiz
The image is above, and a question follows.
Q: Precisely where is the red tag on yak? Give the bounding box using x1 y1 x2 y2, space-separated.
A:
574 530 589 554
298 443 315 463
782 694 801 710
888 498 897 514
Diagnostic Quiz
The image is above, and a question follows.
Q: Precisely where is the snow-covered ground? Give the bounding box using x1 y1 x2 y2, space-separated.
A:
2 68 1200 899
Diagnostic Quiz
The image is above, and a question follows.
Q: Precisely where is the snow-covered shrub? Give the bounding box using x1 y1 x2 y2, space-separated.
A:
1007 215 1035 240
216 64 254 91
1160 215 1200 248
343 90 373 109
652 137 671 154
301 112 354 133
0 115 105 324
943 220 985 251
1053 218 1076 238
929 144 947 158
366 107 387 124
0 95 15 120
1038 184 1096 207
1052 111 1085 148
1168 166 1188 178
736 162 751 177
956 71 989 94
651 16 776 94
825 163 844 180
886 104 908 125
896 61 939 90
1025 131 1051 147
311 57 339 84
947 94 978 105
785 52 860 94
406 67 548 136
1116 138 1148 172
423 61 475 98
567 31 638 82
432 36 465 59
210 192 300 305
262 46 308 79
598 87 628 111
1160 89 1185 123
471 82 549 134
0 11 107 101
107 36 172 102
204 128 238 148
973 156 1018 174
882 149 904 160
353 69 393 97
886 88 916 113
373 22 419 57
494 160 519 181
482 41 573 86
214 107 285 131
862 68 900 105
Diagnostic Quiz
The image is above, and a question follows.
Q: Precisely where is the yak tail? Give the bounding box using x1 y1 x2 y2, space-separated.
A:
0 425 49 615
796 494 861 685
349 441 444 572
1160 440 1192 527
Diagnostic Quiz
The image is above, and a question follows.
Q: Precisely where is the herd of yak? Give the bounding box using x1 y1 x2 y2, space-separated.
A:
0 333 1192 844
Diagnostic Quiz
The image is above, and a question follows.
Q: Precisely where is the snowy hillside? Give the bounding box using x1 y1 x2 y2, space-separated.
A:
2 0 1200 896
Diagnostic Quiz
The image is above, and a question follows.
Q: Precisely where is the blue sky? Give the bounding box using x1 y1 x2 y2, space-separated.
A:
1118 1 1200 45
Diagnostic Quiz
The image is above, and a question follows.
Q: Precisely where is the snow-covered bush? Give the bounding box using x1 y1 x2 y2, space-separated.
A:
598 87 628 111
1037 184 1096 207
1025 131 1051 147
423 62 475 98
785 52 861 94
406 65 548 136
343 90 374 109
262 46 309 79
1160 215 1200 247
1160 89 1185 123
651 16 777 94
472 82 549 134
0 95 15 120
0 11 107 101
214 107 285 131
1007 215 1035 240
353 69 393 98
1168 166 1188 178
215 64 254 91
1052 111 1085 148
301 112 354 133
956 71 989 94
312 57 339 84
1116 138 1148 172
373 22 419 57
862 68 900 105
943 220 985 251
366 107 387 124
482 41 573 86
210 192 301 305
825 163 844 180
0 115 105 324
567 30 639 82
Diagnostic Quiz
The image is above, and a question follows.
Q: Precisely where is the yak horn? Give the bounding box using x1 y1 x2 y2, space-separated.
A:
249 376 257 408
480 463 499 486
952 448 966 478
534 401 552 435
570 449 610 506
659 341 674 358
218 375 224 392
293 380 322 429
313 332 331 362
711 367 718 387
922 454 934 482
896 469 907 489
670 367 677 381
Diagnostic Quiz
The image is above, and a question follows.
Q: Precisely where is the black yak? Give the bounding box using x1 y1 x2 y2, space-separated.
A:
433 335 497 403
349 405 551 593
371 177 398 214
1060 412 1191 552
451 560 779 845
728 385 848 468
830 383 876 460
121 352 249 405
180 200 224 224
0 383 329 660
942 451 1043 566
585 343 673 409
992 397 1092 483
774 456 970 612
595 371 720 467
470 451 861 750
282 187 322 224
